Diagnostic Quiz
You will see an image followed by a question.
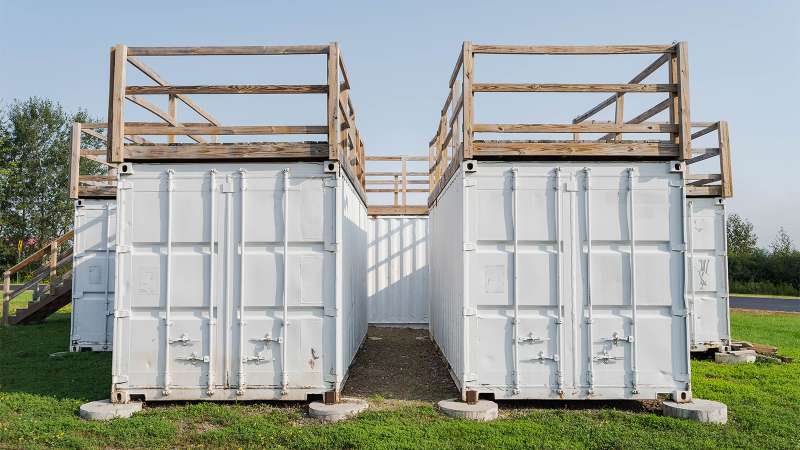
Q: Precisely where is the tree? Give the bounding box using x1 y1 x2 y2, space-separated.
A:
769 227 795 256
726 213 758 256
0 97 100 268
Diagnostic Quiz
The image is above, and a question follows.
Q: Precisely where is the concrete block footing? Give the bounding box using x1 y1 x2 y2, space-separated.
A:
663 399 728 424
715 349 757 364
308 398 368 422
79 399 143 421
437 399 499 421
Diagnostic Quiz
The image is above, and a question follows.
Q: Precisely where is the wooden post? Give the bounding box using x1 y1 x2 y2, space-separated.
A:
718 121 733 198
676 42 691 160
401 157 408 207
49 241 58 293
327 43 340 161
2 271 10 326
107 44 128 163
167 95 177 144
393 175 399 206
462 41 474 160
69 123 81 199
614 94 624 142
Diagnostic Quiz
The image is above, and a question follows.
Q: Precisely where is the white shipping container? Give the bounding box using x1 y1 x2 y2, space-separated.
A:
367 216 429 325
686 197 730 352
70 198 116 352
429 160 692 401
111 161 367 402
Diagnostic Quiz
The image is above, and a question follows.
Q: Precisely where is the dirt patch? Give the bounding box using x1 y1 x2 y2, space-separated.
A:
343 326 458 402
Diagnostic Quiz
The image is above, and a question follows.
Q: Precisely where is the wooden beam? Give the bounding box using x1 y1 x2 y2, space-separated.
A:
687 147 720 164
76 185 117 198
123 142 328 160
676 42 692 160
125 95 205 143
691 122 719 140
366 171 428 177
367 205 428 216
449 45 464 88
473 141 679 157
69 123 81 199
127 45 329 56
327 42 340 160
473 83 676 93
718 121 733 198
126 85 327 95
124 124 327 135
572 53 671 123
366 179 428 185
367 188 428 193
127 56 222 126
686 185 722 197
107 44 127 163
473 123 677 133
596 98 673 141
365 156 427 161
471 44 676 55
463 42 474 159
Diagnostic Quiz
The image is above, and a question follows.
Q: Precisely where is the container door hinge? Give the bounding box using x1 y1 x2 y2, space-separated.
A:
325 242 339 252
116 245 131 254
463 242 476 251
324 306 338 317
671 242 686 252
73 289 84 299
113 310 130 318
463 307 476 316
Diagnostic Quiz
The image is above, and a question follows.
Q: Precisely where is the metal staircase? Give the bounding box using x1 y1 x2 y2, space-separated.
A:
2 230 74 325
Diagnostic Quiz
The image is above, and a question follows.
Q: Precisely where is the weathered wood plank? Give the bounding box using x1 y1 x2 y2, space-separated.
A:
473 123 677 133
368 205 428 216
463 42 474 159
69 123 81 199
471 44 675 55
76 185 117 198
327 42 340 161
686 185 722 197
473 83 676 93
718 121 733 198
124 142 328 160
365 156 428 161
367 188 428 193
107 45 127 163
473 141 679 157
127 45 329 56
124 124 327 135
677 42 692 160
596 98 673 141
126 85 327 95
366 171 428 177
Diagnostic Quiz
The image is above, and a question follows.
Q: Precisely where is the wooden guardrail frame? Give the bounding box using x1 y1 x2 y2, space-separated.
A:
96 43 366 203
365 155 428 215
2 230 74 326
428 41 732 206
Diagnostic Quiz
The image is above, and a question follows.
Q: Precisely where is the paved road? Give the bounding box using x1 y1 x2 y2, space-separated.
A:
730 296 800 312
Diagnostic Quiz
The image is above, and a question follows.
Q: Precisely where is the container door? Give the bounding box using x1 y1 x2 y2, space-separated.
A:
573 166 684 395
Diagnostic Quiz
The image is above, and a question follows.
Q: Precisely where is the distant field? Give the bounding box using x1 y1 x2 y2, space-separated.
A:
0 308 798 449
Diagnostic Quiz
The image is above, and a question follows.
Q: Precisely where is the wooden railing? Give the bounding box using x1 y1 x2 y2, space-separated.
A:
429 41 734 204
365 155 429 215
428 42 702 206
83 43 365 202
685 121 732 197
2 230 74 326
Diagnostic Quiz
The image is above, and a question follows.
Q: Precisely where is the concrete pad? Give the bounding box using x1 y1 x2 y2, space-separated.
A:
438 399 498 421
79 399 143 421
308 398 368 422
663 399 728 424
715 349 757 364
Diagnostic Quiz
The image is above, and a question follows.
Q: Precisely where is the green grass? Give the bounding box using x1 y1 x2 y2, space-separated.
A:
730 293 800 300
1 309 798 449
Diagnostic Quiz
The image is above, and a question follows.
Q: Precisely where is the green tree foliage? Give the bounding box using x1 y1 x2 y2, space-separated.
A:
726 213 758 256
0 97 101 269
727 215 800 296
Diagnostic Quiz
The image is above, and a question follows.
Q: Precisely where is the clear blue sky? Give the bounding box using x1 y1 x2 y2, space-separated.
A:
1 0 798 247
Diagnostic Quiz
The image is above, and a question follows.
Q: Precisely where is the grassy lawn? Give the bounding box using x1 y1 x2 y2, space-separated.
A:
730 293 800 300
1 308 798 449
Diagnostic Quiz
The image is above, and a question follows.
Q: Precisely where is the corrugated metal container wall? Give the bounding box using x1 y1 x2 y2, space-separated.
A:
367 216 429 325
70 198 116 352
111 162 367 402
686 197 730 352
429 161 692 401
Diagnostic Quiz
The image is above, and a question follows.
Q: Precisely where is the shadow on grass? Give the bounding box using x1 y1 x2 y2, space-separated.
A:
0 311 111 401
